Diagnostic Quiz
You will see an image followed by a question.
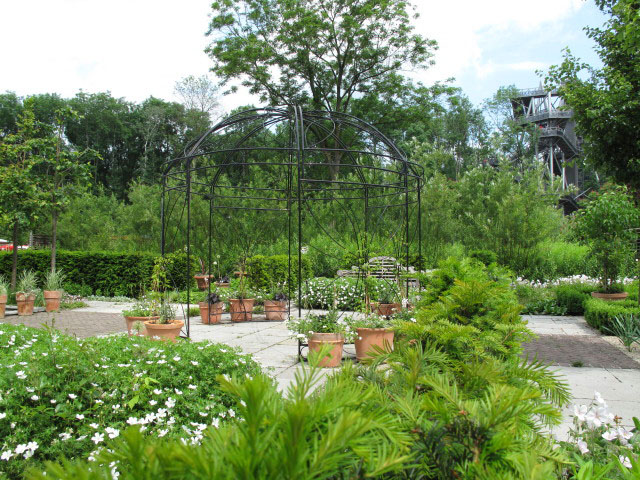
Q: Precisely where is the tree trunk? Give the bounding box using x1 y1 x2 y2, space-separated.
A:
51 210 58 273
11 220 18 290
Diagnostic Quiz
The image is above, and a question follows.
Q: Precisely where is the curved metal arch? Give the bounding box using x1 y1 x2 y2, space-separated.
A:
161 105 423 339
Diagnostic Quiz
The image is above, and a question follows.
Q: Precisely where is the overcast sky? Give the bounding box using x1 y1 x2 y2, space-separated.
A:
1 0 605 113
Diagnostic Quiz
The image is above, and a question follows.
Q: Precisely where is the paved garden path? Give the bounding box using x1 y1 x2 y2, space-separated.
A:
3 304 638 439
522 315 640 439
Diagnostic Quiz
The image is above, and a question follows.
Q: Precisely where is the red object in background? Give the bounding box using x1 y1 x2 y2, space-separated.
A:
0 244 29 251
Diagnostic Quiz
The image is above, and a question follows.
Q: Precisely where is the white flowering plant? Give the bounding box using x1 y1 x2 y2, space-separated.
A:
562 392 640 477
286 310 351 342
0 323 260 478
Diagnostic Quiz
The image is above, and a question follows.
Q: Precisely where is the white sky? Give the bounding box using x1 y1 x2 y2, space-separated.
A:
0 0 605 112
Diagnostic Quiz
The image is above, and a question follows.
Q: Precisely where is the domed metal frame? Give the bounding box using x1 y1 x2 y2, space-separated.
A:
161 106 423 338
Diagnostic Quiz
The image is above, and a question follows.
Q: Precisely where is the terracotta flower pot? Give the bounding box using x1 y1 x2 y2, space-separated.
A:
194 275 215 290
16 293 36 316
355 328 394 361
43 290 62 312
375 303 401 317
0 294 6 319
591 291 628 301
124 316 158 336
198 301 224 324
229 298 255 322
308 333 344 368
144 319 184 342
264 300 287 321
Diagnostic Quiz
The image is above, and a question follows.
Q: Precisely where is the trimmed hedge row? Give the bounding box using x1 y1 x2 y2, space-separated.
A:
245 254 313 290
554 283 596 315
0 250 194 297
584 297 640 332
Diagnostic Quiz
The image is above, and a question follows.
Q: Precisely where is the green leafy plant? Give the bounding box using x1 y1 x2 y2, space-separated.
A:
287 310 346 341
575 185 639 293
43 269 66 292
122 295 159 317
155 302 176 325
16 270 39 295
584 298 640 333
346 314 390 330
0 274 8 296
0 323 260 478
555 283 595 315
604 314 640 352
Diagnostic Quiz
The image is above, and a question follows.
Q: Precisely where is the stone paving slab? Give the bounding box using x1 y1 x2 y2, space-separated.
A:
0 310 127 338
522 334 640 369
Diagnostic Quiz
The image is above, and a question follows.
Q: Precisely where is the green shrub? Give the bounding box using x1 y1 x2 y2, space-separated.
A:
245 254 312 290
0 250 195 298
469 249 497 266
540 241 597 278
584 297 640 332
555 283 596 315
0 323 260 478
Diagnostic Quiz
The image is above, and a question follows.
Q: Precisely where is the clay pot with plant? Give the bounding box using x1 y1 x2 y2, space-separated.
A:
199 291 224 324
122 295 159 336
194 258 215 290
16 270 39 316
0 275 8 319
43 269 66 312
144 302 184 342
229 268 254 322
287 310 345 368
575 185 639 300
373 283 401 317
265 283 288 321
216 274 231 288
347 314 394 361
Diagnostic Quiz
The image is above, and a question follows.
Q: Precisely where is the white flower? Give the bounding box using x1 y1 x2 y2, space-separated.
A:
158 429 168 437
126 417 138 425
174 389 183 395
59 433 72 441
105 427 120 439
153 389 162 395
149 400 157 406
68 394 77 400
603 426 633 445
90 423 99 429
16 371 27 380
165 398 176 408
594 391 607 407
14 444 27 455
26 442 38 452
76 414 85 420
0 413 5 420
576 439 589 454
50 399 57 404
91 432 104 444
1 450 12 461
190 361 198 366
173 356 181 362
619 456 632 469
188 384 197 390
573 404 588 422
228 409 235 418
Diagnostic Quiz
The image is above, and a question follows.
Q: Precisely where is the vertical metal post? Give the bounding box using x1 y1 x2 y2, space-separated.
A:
185 160 191 338
296 106 304 319
417 178 422 292
161 176 166 257
404 167 410 299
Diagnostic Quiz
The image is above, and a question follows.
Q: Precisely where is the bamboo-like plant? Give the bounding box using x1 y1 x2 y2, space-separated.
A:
16 270 39 295
0 275 8 296
44 269 66 292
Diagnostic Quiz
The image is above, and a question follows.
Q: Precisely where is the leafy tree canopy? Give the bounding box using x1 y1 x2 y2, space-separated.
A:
206 0 436 113
546 0 640 194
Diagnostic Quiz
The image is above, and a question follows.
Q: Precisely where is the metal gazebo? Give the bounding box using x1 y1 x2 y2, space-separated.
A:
161 106 423 337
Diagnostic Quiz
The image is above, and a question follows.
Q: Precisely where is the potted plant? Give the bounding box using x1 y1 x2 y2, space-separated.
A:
122 295 159 336
347 314 394 361
0 275 8 319
216 274 231 288
372 282 402 317
229 273 255 322
264 283 288 321
144 301 184 342
575 185 639 300
194 258 215 290
16 270 39 316
43 269 66 312
199 291 224 324
287 310 345 368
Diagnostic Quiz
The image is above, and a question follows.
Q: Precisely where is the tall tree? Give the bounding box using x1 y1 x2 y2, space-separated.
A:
546 0 640 195
0 102 48 288
206 0 435 113
174 75 223 120
36 106 94 272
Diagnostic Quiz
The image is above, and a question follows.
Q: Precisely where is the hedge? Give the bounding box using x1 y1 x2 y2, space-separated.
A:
0 250 194 297
584 297 640 333
554 283 596 315
245 254 312 290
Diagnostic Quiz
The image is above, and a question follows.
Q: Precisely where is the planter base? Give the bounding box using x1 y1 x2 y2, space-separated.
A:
44 290 62 312
0 294 6 319
591 291 628 301
124 316 158 336
16 293 36 316
229 299 255 322
355 328 394 361
198 302 223 324
144 320 184 342
308 333 344 368
264 300 287 321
